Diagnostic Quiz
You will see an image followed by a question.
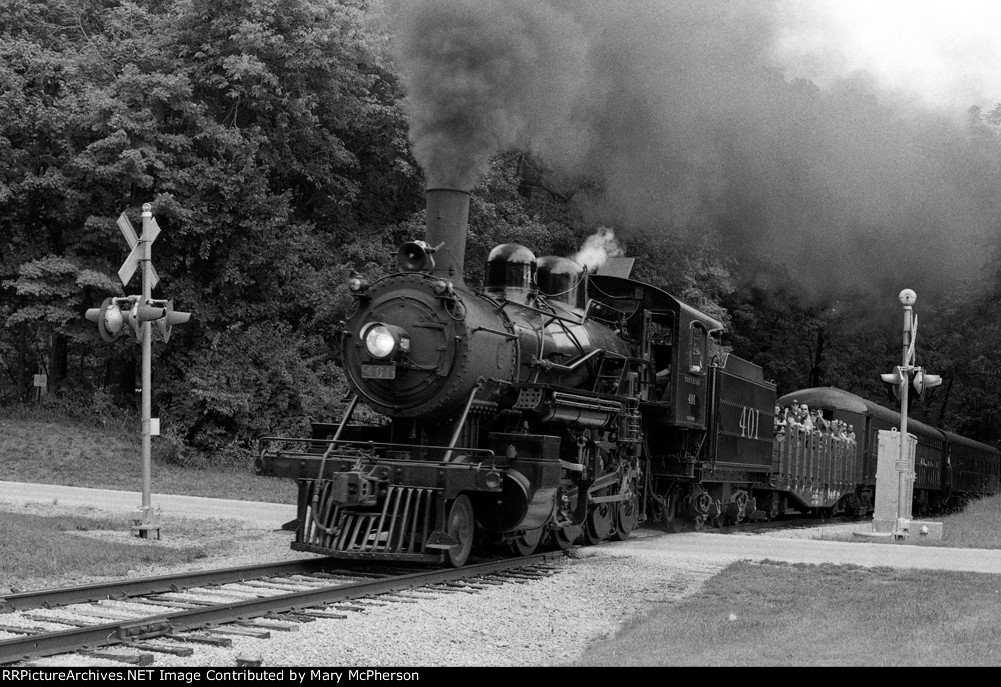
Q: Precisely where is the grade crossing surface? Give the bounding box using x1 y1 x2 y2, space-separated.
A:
0 481 295 524
4 481 1001 575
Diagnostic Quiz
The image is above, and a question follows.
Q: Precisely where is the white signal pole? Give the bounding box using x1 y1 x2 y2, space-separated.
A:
139 203 155 539
895 289 916 534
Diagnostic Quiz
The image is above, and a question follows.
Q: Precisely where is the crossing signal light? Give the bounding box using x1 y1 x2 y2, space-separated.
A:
881 367 942 401
156 300 191 343
880 369 903 400
85 297 128 342
87 296 190 344
126 298 166 341
912 368 942 396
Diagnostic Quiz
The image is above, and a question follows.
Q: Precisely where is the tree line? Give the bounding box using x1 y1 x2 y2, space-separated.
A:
3 0 1001 461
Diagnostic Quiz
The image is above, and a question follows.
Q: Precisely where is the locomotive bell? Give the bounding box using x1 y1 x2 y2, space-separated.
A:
397 240 436 273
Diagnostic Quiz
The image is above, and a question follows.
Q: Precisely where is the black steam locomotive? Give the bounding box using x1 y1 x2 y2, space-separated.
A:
256 189 999 566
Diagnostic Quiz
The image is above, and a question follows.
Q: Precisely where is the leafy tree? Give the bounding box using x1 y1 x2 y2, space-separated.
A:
0 0 421 453
3 255 121 395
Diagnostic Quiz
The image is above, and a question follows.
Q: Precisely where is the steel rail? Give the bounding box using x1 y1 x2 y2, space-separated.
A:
0 553 562 664
0 558 338 614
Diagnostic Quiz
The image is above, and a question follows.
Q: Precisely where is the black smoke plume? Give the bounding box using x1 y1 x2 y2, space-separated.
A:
387 0 1001 300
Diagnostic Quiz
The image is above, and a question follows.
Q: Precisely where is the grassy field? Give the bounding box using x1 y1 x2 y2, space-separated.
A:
0 414 296 503
567 494 1001 665
0 410 298 594
809 494 1001 550
575 560 1001 666
0 511 211 593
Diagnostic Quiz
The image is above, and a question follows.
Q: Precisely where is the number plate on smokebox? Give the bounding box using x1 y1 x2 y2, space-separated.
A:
362 364 396 380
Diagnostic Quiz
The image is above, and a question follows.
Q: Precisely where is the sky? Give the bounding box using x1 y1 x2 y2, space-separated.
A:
775 0 1001 112
386 1 1001 303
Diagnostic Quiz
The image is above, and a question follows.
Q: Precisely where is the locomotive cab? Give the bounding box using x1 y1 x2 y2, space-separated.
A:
588 273 721 429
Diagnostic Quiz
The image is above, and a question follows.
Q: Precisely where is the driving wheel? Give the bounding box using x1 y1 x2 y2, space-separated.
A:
510 526 544 556
586 503 615 543
612 497 638 541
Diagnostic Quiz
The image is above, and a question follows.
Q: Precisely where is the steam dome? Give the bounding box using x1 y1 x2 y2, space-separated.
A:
485 244 537 305
537 256 586 312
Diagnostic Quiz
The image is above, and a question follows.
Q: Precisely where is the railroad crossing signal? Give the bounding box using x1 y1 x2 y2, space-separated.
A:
876 289 944 538
86 205 191 344
84 203 193 540
118 212 160 289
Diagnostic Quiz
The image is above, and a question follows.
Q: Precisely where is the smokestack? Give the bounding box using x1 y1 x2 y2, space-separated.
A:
425 188 470 285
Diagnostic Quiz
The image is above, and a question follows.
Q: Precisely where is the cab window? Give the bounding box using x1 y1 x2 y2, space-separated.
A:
690 323 707 374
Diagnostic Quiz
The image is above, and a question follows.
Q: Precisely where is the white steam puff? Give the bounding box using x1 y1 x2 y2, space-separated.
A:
573 228 623 271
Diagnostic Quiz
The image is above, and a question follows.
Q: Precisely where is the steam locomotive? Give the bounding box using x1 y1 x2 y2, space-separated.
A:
255 189 1000 566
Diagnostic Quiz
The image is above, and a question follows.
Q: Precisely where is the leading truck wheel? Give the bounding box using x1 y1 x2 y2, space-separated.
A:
445 495 474 568
552 524 582 550
510 526 544 556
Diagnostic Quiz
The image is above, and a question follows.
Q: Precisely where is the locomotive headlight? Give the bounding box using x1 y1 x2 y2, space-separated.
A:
361 322 410 360
483 470 502 490
364 324 396 359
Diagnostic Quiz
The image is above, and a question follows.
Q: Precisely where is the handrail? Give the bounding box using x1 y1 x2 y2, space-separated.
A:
260 436 496 459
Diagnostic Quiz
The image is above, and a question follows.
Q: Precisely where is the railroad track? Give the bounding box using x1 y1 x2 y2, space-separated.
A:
0 554 564 666
645 512 860 536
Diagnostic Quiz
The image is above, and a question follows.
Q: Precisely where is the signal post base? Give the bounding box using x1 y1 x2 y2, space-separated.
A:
131 524 161 540
131 507 161 540
854 518 943 543
898 519 944 542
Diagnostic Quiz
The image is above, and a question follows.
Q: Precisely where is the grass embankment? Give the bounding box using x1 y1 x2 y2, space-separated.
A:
810 495 1001 550
1 409 298 592
576 561 1001 666
574 495 1001 666
0 512 210 592
0 414 295 502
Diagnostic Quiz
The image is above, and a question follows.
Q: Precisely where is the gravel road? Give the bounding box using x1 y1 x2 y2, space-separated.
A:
4 481 1001 667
